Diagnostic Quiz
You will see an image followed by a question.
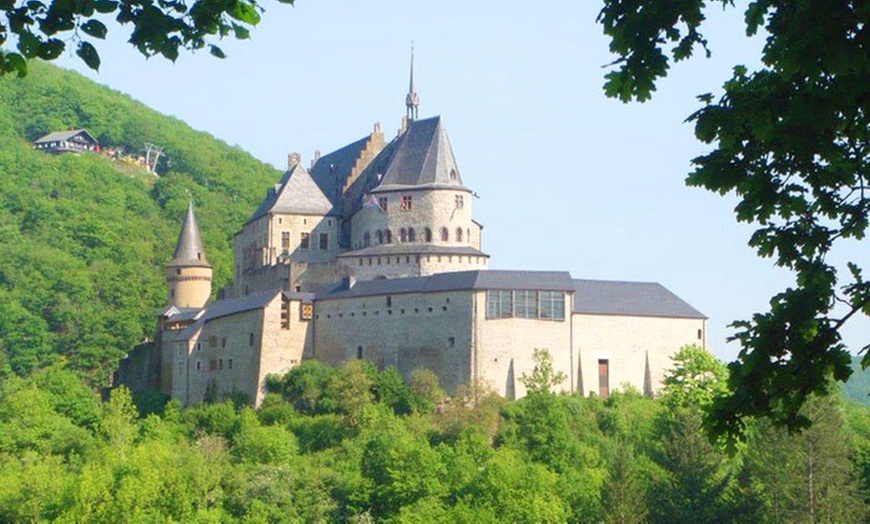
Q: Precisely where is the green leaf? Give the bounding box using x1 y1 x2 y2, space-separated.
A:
92 0 116 12
18 31 41 58
76 41 100 70
38 38 65 60
80 19 108 39
5 52 29 77
231 22 250 39
209 45 226 59
230 1 260 25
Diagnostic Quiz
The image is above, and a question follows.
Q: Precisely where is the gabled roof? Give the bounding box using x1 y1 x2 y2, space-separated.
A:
317 269 574 300
371 116 467 193
168 202 211 268
33 129 98 145
176 289 282 340
572 280 706 319
248 165 338 223
309 134 371 205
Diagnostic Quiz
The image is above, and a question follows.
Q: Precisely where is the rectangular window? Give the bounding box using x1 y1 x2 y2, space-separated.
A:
300 232 310 249
378 197 388 212
515 290 538 318
401 195 412 210
228 358 233 369
249 333 255 346
485 290 513 319
598 359 610 398
319 233 329 250
219 359 224 370
455 194 464 208
281 231 290 249
539 291 565 320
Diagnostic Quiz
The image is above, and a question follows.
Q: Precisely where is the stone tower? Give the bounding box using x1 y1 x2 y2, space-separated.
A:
166 202 212 308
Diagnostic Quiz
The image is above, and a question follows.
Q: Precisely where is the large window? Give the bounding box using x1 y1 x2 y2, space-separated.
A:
485 290 513 319
539 291 565 320
401 195 412 210
514 290 537 318
319 233 329 250
485 290 565 321
300 233 310 249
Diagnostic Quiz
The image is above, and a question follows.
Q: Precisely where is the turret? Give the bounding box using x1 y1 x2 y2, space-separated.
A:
166 202 212 308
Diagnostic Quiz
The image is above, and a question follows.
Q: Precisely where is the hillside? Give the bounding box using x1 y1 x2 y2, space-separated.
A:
842 355 870 406
0 61 282 384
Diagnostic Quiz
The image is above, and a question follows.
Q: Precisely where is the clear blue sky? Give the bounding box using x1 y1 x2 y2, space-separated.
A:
53 0 869 362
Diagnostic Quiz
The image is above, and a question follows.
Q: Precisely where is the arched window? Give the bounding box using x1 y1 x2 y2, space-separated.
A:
456 228 463 242
440 227 449 242
385 229 392 244
467 228 471 242
363 232 371 247
399 227 407 243
424 228 432 242
408 228 416 242
376 230 383 244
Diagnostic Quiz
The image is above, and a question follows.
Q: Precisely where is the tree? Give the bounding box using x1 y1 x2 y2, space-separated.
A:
599 0 870 440
0 0 295 77
660 344 728 411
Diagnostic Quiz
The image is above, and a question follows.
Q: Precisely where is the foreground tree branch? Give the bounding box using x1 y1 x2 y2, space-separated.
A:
599 0 870 444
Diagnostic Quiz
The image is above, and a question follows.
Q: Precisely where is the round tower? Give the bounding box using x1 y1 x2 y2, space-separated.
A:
166 202 212 308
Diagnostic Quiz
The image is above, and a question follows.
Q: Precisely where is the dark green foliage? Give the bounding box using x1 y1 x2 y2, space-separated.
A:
0 361 869 520
600 0 870 442
0 0 294 76
0 61 281 384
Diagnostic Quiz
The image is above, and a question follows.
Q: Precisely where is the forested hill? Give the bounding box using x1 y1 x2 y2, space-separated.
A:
0 61 282 384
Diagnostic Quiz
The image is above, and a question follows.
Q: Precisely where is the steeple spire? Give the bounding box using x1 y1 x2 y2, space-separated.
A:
170 201 210 267
166 201 212 309
406 44 419 121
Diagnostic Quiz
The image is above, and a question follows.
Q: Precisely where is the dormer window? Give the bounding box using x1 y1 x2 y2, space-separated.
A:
450 169 457 181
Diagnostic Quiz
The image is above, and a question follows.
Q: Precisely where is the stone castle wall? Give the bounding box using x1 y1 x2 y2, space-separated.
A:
312 289 474 392
350 189 479 251
472 291 573 399
573 314 706 396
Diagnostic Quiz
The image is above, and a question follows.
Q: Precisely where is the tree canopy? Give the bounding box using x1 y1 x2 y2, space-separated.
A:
0 0 295 76
599 0 870 440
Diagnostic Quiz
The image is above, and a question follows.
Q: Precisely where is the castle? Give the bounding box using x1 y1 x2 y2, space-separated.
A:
116 59 707 406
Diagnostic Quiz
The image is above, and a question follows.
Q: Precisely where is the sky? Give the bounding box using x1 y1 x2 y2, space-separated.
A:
52 0 869 362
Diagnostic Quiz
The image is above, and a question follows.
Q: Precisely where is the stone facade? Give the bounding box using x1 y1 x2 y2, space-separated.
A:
116 107 708 408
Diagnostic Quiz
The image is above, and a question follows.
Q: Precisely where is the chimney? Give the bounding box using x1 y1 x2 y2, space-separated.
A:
343 274 356 290
310 149 321 169
288 152 301 170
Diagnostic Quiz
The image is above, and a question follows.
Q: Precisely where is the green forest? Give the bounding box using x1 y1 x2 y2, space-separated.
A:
3 61 870 522
0 60 281 384
2 346 870 522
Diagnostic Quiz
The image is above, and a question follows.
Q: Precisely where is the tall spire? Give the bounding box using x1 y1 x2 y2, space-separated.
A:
405 44 419 121
169 201 210 267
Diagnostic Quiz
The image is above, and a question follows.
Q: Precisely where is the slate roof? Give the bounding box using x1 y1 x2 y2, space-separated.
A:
160 306 203 322
309 135 371 205
176 289 282 340
317 269 574 300
33 129 98 145
336 244 488 258
248 165 338 223
168 202 211 268
572 280 706 319
371 116 467 193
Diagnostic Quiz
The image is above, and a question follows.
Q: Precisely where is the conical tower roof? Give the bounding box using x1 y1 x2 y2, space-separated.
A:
168 202 211 268
371 116 467 192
